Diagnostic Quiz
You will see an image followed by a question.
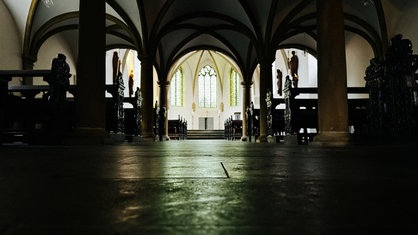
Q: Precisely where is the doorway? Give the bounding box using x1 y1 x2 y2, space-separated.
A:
198 117 214 130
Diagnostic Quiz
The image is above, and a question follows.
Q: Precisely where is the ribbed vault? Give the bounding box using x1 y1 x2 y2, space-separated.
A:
2 0 395 81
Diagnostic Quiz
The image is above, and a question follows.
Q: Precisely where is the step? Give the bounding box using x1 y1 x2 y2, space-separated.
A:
187 130 225 139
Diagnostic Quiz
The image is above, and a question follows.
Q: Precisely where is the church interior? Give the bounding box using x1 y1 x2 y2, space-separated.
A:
0 0 418 233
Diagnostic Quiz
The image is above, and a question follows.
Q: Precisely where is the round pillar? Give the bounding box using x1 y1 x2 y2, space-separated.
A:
140 56 155 140
258 60 273 142
158 80 170 141
73 0 107 143
314 0 350 145
241 80 252 141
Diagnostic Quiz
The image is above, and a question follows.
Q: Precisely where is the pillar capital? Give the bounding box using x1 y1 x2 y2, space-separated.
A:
138 55 153 64
158 80 170 87
258 58 275 68
257 50 275 67
241 80 253 87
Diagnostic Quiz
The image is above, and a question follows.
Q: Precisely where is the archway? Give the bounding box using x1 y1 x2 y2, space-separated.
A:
167 50 244 131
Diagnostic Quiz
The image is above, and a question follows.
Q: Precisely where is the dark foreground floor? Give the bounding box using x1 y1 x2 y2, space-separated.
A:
0 140 417 234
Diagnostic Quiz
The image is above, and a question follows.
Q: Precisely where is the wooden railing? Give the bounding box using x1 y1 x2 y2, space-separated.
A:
0 78 143 144
225 87 369 143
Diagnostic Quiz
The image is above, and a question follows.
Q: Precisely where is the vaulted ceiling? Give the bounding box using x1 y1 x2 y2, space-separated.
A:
3 0 397 80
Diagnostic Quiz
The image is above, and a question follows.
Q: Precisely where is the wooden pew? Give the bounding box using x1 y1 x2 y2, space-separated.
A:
270 87 369 144
168 115 187 140
224 116 243 140
0 57 73 144
0 70 53 143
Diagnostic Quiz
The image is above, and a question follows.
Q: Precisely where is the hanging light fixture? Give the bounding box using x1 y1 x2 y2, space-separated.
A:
362 0 374 8
42 0 54 8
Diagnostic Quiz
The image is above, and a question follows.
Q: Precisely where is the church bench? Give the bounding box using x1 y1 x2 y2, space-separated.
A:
168 115 187 140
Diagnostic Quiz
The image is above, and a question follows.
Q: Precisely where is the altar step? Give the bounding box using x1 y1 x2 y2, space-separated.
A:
187 130 225 139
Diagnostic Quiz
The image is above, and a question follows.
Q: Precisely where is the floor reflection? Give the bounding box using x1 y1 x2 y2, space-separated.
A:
2 140 416 233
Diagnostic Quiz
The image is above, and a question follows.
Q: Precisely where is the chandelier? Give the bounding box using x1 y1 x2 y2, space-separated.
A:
42 0 54 8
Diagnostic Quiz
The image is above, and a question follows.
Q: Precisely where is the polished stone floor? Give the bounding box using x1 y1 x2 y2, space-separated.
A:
0 139 417 234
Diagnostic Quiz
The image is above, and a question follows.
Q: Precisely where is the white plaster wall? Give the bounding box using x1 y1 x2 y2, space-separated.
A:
105 49 141 99
167 61 194 129
345 33 373 88
35 34 77 85
273 49 318 99
0 1 23 85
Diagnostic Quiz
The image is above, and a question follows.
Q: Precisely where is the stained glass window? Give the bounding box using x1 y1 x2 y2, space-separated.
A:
170 67 183 107
230 69 239 106
198 65 217 108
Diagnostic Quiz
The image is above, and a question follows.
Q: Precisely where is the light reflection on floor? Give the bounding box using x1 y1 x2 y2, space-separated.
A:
0 139 417 233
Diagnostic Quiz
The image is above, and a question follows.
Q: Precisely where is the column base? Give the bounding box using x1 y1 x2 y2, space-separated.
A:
140 131 156 142
155 135 170 141
311 131 351 146
258 135 267 143
240 135 248 141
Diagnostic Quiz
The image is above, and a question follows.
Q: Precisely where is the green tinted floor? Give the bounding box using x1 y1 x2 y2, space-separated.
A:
0 140 417 234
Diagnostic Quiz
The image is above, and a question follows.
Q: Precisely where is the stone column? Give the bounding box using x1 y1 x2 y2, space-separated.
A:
22 54 36 85
74 0 107 143
158 80 170 141
140 56 155 140
241 80 252 141
314 0 350 145
258 60 273 142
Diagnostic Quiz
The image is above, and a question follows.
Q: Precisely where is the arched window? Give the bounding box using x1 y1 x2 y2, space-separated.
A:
198 65 217 108
170 67 183 107
230 69 239 106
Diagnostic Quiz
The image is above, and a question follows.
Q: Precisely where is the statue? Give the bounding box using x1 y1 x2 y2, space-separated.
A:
112 51 120 83
115 70 125 133
47 53 71 105
265 89 273 136
277 69 283 95
246 101 254 141
288 50 299 88
133 87 142 136
44 53 71 132
158 106 166 141
283 75 297 134
128 70 134 97
364 58 385 134
364 34 418 137
154 100 159 136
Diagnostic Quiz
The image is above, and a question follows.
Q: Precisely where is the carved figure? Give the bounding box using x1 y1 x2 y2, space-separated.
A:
277 69 283 95
133 87 142 136
283 76 292 134
44 53 71 132
128 70 134 97
265 89 273 135
112 51 120 83
288 51 299 88
364 34 418 137
116 71 125 133
48 53 71 105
